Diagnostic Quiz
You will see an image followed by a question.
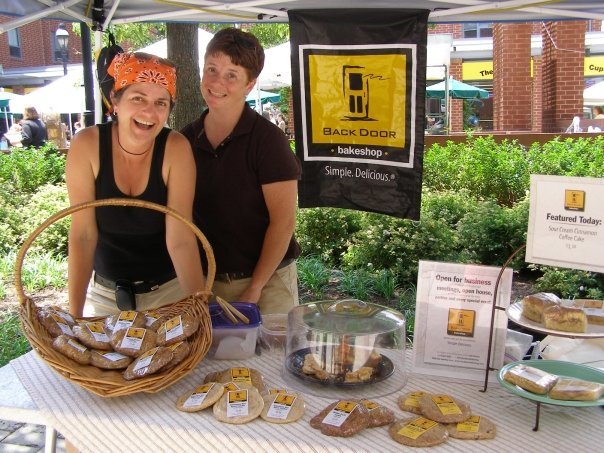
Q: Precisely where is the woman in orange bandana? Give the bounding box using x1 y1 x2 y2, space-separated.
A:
65 52 204 318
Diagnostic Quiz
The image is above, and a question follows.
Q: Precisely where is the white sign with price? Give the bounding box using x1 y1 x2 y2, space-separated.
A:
526 175 604 273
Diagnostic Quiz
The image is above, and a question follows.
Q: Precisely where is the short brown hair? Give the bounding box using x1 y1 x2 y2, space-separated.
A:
23 106 40 120
205 28 265 80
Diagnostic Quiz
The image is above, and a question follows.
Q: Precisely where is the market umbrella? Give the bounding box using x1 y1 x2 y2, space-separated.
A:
246 89 281 107
0 92 24 130
584 80 604 106
426 77 490 99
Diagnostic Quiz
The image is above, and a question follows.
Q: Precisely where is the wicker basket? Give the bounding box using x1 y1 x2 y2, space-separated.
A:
15 198 216 398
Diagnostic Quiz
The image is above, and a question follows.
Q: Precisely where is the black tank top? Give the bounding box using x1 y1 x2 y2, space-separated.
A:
93 122 175 282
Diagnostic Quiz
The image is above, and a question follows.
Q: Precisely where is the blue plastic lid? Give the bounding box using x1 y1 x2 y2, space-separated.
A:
209 301 261 328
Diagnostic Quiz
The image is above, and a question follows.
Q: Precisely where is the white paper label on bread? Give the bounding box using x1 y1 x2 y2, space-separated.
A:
226 389 249 417
145 312 162 327
67 338 87 352
100 351 129 362
183 383 215 408
133 347 158 373
86 322 110 342
52 314 74 335
518 368 553 387
115 311 138 330
266 394 296 420
165 316 185 342
322 401 358 427
120 327 146 351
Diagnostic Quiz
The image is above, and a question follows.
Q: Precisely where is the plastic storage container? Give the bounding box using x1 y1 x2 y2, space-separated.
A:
259 313 288 351
283 299 407 398
208 302 261 359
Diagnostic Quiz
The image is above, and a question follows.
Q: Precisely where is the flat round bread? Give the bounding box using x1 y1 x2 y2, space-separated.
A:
52 334 91 365
111 327 157 358
310 400 370 437
176 382 224 412
359 399 395 427
216 368 267 394
444 415 496 440
397 390 430 414
163 340 191 370
144 311 168 331
90 350 133 370
419 393 471 423
73 321 113 350
261 391 305 424
213 386 264 424
389 416 448 447
156 312 199 346
106 311 146 335
123 346 174 380
38 307 76 338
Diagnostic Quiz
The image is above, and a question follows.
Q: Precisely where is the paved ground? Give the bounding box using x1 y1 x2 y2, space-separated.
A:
0 420 65 453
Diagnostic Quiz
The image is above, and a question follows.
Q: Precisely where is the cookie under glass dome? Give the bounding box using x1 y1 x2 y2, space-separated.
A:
282 299 408 398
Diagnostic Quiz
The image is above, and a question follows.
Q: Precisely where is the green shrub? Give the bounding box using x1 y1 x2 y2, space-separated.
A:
342 212 458 287
0 313 31 366
527 136 604 178
18 183 70 256
424 135 529 206
532 266 604 299
420 188 478 228
456 198 528 268
0 144 66 194
297 255 331 299
0 184 22 254
296 207 362 266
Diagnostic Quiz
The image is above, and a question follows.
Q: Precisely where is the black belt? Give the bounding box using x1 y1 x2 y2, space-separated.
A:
93 272 176 294
214 258 294 283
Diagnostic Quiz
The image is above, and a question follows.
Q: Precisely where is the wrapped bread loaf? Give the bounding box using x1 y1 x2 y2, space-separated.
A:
359 399 394 427
38 307 76 338
52 335 91 365
90 350 133 370
123 346 173 380
397 390 429 415
522 292 561 323
548 378 604 401
503 363 559 394
111 327 157 357
156 313 199 346
176 382 224 412
106 310 146 334
73 321 113 350
213 386 264 424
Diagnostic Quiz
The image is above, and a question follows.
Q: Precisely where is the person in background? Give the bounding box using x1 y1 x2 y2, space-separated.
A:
276 113 287 133
181 28 301 315
593 106 604 119
21 106 48 148
66 52 204 318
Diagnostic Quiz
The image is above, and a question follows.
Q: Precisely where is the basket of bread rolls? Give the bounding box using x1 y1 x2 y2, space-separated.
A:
14 198 225 398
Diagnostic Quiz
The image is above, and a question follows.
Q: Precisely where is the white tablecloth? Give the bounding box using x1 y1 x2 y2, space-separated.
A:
11 349 604 453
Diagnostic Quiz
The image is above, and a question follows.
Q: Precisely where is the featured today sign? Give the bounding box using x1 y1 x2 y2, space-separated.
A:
526 175 604 273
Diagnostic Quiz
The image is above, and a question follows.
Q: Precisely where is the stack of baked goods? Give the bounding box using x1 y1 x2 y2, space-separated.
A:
300 347 383 384
502 362 604 401
176 367 306 425
520 292 604 333
42 307 199 380
390 391 496 446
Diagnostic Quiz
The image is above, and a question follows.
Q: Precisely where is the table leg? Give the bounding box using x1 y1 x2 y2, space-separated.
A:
44 425 57 453
532 402 541 431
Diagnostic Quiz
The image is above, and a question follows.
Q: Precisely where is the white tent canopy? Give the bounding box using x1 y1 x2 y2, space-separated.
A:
259 42 292 90
19 70 87 115
1 0 603 33
138 29 214 62
584 80 604 107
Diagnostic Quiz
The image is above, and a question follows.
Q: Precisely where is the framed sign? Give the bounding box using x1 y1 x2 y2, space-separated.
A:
526 175 604 273
412 261 512 382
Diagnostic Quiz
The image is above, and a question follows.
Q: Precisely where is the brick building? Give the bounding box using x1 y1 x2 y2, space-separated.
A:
1 17 603 134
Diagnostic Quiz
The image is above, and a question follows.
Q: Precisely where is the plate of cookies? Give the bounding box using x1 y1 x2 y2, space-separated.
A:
506 293 604 338
285 347 395 387
498 359 604 407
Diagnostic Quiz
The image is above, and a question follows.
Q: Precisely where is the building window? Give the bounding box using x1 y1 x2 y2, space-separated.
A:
463 23 493 38
8 29 22 58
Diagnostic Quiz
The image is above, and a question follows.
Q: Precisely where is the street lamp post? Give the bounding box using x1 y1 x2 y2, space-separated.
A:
55 23 69 76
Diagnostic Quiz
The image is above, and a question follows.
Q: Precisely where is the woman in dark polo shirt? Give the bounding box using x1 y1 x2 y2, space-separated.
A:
181 28 301 314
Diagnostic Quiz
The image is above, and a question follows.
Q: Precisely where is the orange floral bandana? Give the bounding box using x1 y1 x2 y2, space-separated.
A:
108 52 177 100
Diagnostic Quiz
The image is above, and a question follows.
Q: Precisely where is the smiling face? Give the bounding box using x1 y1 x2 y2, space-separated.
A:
112 82 172 139
201 52 256 111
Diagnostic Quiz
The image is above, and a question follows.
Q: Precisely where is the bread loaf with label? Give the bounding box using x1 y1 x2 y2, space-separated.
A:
503 363 559 394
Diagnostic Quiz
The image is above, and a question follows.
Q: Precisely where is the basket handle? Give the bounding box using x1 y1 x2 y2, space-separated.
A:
14 198 215 307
